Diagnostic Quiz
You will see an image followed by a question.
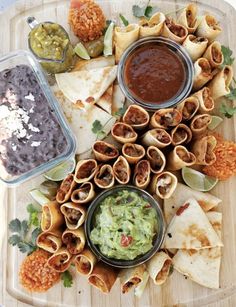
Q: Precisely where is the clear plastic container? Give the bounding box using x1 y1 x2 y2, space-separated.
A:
0 50 76 186
118 36 194 111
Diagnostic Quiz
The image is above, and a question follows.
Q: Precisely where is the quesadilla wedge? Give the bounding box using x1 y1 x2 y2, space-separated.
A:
96 84 113 114
72 55 115 71
173 211 222 289
52 85 116 154
164 198 223 249
163 183 221 224
55 66 117 108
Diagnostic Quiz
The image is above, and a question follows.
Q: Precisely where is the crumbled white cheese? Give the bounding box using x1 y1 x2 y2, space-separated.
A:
5 89 17 104
12 145 17 151
25 93 35 101
28 123 40 132
31 141 41 147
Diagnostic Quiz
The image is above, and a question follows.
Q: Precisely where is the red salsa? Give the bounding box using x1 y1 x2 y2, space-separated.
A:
124 43 186 104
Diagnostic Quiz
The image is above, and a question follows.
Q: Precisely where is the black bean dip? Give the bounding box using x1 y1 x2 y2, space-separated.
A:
0 65 67 177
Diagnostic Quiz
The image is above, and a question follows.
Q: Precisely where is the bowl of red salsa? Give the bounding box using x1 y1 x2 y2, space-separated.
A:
118 37 194 110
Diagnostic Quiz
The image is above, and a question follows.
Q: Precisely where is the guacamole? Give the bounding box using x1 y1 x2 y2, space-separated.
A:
29 22 73 73
90 190 158 260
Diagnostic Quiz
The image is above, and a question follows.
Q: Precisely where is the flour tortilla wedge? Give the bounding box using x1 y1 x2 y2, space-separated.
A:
164 198 223 249
96 84 113 114
173 211 222 289
52 85 116 154
72 55 115 71
55 66 117 108
163 183 221 225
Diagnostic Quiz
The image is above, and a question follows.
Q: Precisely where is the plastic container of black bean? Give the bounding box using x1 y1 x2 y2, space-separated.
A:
0 50 76 186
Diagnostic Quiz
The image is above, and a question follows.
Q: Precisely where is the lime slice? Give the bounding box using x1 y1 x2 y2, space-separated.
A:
208 116 223 130
44 158 76 181
29 189 50 206
181 166 218 192
74 42 90 60
103 22 114 56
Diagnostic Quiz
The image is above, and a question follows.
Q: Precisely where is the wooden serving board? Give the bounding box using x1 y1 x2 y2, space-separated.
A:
1 0 236 306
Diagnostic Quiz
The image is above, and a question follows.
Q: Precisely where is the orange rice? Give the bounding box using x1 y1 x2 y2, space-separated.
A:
203 133 236 180
19 249 60 292
68 0 106 42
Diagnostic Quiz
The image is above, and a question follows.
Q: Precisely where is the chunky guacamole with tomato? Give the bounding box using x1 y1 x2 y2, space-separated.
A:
90 190 158 260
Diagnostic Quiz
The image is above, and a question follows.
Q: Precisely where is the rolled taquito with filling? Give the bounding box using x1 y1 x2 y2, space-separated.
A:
208 65 233 99
150 171 178 199
147 251 172 285
74 248 97 276
193 58 212 91
60 202 86 229
36 229 62 253
146 146 166 174
88 262 117 293
122 105 150 130
191 135 217 165
133 160 151 189
114 24 140 63
141 128 172 148
47 247 73 272
62 227 85 255
41 201 64 232
119 264 146 294
162 17 188 43
196 15 222 41
167 146 196 171
74 159 98 184
182 35 208 61
176 96 199 121
111 122 138 144
150 108 182 129
171 124 192 146
94 164 115 189
71 182 95 204
122 143 145 164
92 141 119 162
139 12 165 38
194 87 215 113
177 3 198 33
203 41 224 68
113 156 131 184
190 114 212 137
56 173 77 204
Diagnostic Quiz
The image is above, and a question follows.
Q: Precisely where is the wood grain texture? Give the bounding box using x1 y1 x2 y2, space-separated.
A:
0 0 236 306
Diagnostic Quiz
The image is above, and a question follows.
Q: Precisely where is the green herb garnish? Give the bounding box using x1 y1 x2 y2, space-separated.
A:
221 46 235 67
220 102 236 118
27 203 41 227
61 270 73 288
132 0 158 19
119 14 129 26
169 264 174 276
113 106 127 118
92 120 106 139
226 88 236 101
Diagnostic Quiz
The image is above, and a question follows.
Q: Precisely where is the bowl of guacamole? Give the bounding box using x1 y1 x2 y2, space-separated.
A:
85 185 165 268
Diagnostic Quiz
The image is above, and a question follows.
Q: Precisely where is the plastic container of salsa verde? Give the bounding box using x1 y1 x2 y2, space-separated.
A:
0 50 76 186
85 185 166 268
118 36 194 111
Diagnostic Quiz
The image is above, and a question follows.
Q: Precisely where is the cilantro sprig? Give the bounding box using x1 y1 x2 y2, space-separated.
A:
220 102 236 118
8 204 42 255
132 0 158 19
221 46 235 68
119 14 129 26
61 270 73 288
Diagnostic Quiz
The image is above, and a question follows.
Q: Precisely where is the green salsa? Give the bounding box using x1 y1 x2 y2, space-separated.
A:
90 190 158 260
29 23 74 73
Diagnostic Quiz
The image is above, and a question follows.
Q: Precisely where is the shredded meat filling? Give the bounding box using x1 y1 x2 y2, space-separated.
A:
149 149 164 171
63 233 80 254
155 111 181 128
114 160 128 182
43 207 51 230
114 124 135 139
122 277 141 293
49 254 69 271
124 108 147 125
76 161 96 179
199 59 211 75
157 175 172 195
125 145 143 157
193 116 211 129
156 260 172 281
94 143 117 157
89 276 106 291
57 175 74 200
166 18 186 37
77 256 91 274
186 9 195 27
65 207 82 224
183 101 197 119
153 130 171 143
176 148 194 163
212 46 222 63
73 185 90 201
96 167 112 186
173 128 187 143
39 234 57 251
135 161 149 185
202 88 214 109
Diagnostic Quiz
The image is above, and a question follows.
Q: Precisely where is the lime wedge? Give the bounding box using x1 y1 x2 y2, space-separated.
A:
104 22 114 56
29 189 50 206
44 157 76 181
74 42 90 60
208 116 223 130
181 166 218 192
